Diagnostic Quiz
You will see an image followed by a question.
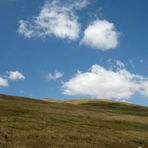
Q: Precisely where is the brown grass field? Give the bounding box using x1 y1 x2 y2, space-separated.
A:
0 94 148 148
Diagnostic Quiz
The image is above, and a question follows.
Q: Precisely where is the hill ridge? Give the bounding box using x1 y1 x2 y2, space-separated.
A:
0 93 148 147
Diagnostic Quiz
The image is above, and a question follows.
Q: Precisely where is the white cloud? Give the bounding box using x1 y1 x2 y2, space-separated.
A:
48 71 64 80
70 0 89 10
106 59 125 70
63 64 148 99
116 60 125 68
140 82 148 97
7 71 25 80
18 0 89 40
80 19 120 50
0 77 8 87
18 20 34 38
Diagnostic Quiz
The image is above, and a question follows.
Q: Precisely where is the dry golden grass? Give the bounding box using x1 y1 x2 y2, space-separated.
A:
0 94 148 148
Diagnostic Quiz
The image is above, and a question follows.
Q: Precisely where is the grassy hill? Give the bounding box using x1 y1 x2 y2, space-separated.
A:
0 94 148 148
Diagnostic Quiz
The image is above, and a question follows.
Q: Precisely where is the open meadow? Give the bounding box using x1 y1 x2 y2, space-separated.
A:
0 94 148 148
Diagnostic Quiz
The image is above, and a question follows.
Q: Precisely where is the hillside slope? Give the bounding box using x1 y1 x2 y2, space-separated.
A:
0 94 148 148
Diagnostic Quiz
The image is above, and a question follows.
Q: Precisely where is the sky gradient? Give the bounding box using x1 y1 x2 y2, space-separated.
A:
0 0 148 106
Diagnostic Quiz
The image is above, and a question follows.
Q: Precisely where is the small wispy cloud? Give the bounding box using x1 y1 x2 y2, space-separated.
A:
106 59 125 70
48 71 64 80
80 19 120 50
0 77 8 87
6 71 25 80
0 70 26 88
115 60 125 68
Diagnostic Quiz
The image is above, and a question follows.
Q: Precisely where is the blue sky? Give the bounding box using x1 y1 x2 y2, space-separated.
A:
0 0 148 106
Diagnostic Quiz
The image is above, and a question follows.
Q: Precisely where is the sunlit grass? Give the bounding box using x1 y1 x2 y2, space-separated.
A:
0 94 148 148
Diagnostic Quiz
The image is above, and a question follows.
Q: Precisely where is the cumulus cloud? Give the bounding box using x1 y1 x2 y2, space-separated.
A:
18 0 89 40
48 71 64 80
7 71 25 80
80 19 120 50
0 77 8 87
63 63 148 99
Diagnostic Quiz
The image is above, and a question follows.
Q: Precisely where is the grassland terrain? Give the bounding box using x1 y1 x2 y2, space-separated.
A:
0 94 148 148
